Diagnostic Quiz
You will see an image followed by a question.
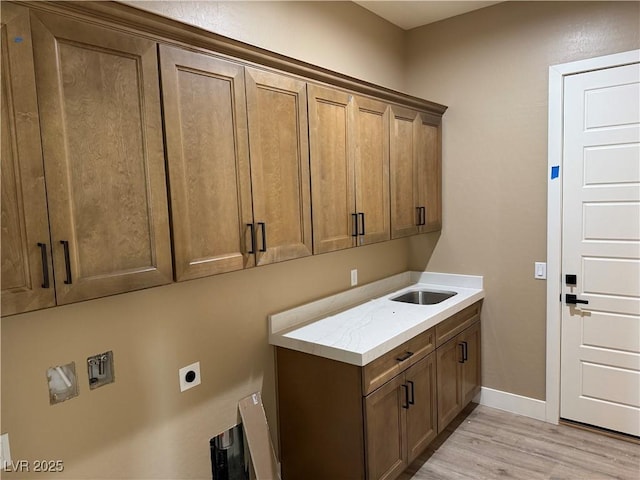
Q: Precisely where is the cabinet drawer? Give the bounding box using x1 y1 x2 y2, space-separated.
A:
362 327 434 395
435 301 482 347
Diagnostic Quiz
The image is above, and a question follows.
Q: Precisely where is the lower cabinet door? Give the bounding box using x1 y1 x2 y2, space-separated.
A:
460 321 482 406
405 353 437 463
364 374 407 480
436 335 463 432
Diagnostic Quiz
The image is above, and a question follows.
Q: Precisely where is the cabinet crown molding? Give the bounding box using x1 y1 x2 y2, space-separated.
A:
13 0 447 115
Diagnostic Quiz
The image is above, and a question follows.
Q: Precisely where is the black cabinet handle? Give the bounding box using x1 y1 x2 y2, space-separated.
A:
60 240 72 284
402 384 410 409
420 206 426 226
396 351 414 362
458 343 465 363
462 341 468 362
407 380 415 405
37 243 50 289
247 223 256 254
258 222 267 252
351 213 358 237
358 212 365 236
566 294 589 305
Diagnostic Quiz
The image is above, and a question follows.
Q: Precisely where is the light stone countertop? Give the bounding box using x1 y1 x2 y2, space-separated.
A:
269 272 485 366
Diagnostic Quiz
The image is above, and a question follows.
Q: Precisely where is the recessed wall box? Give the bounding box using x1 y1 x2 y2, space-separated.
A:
87 351 115 390
47 362 78 405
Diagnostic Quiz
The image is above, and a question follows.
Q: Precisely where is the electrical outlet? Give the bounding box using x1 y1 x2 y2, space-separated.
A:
179 362 201 392
351 269 358 287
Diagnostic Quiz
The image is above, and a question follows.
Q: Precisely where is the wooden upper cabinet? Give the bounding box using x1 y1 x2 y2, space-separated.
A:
416 112 442 232
308 84 355 254
1 4 55 316
30 11 172 304
160 45 253 280
245 67 312 266
390 106 420 238
390 106 442 239
309 85 391 254
354 96 390 245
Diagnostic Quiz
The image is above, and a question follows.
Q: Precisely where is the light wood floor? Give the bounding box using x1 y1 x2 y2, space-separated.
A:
400 404 639 480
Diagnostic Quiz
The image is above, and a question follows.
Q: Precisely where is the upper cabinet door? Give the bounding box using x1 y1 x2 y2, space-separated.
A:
353 96 390 245
245 67 312 266
31 12 173 304
308 84 356 254
390 106 420 239
1 4 55 316
160 45 253 281
416 113 442 232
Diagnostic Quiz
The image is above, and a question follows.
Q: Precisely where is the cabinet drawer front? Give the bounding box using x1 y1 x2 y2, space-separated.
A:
435 301 482 347
363 327 434 395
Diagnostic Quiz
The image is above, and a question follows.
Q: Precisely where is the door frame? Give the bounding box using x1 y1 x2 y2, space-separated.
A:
545 49 640 424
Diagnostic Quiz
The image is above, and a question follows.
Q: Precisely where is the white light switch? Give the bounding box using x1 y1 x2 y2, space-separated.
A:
535 262 547 279
351 269 358 286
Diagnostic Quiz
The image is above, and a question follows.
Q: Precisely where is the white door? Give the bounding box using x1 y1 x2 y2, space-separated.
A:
560 62 640 436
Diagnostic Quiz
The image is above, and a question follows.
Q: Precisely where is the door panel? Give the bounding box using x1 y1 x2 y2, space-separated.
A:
583 144 639 185
561 62 640 436
308 85 355 253
245 68 312 265
31 11 173 304
1 4 55 315
160 45 253 280
354 96 390 245
583 203 639 240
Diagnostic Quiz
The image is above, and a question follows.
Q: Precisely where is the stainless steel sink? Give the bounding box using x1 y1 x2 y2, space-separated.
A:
390 289 457 305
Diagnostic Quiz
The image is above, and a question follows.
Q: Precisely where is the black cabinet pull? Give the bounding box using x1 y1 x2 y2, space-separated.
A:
462 341 468 362
420 206 426 226
37 243 50 288
351 213 358 237
358 212 365 236
247 223 256 254
396 351 414 362
402 384 410 409
458 343 465 363
407 380 415 405
60 240 72 284
258 222 267 252
566 294 589 305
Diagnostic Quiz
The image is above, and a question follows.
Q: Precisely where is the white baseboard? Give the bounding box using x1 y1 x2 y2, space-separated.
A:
473 387 547 422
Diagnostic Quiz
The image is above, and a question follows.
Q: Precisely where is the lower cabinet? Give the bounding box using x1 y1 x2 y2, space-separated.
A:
364 354 437 480
275 301 481 480
436 310 482 432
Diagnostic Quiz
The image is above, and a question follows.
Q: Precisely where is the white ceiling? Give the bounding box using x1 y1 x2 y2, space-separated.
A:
354 1 502 30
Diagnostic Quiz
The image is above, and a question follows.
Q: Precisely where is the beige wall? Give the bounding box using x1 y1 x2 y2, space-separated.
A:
2 240 410 478
1 2 408 478
123 0 407 92
406 1 640 399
